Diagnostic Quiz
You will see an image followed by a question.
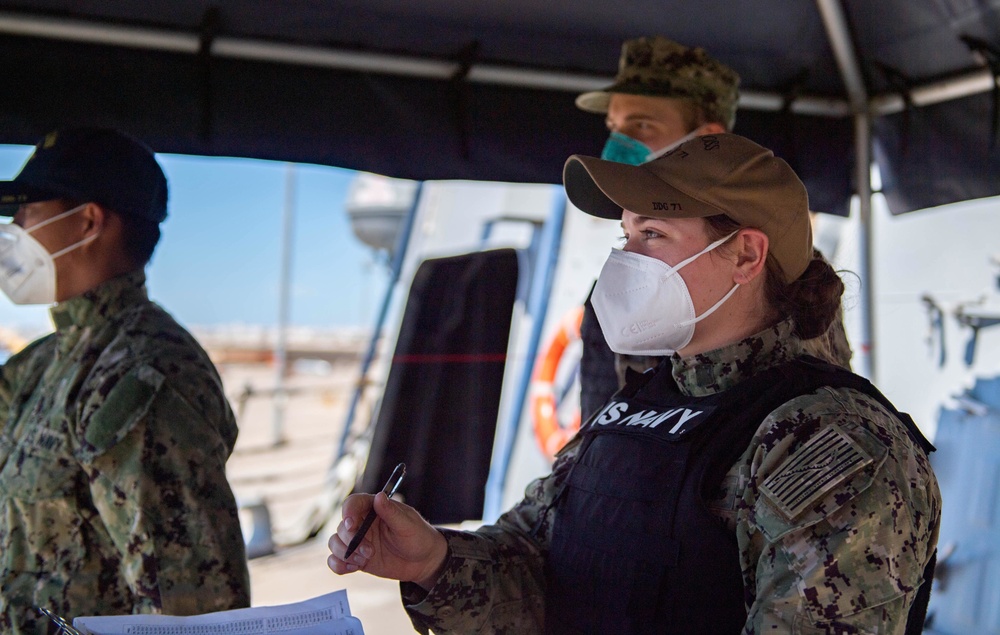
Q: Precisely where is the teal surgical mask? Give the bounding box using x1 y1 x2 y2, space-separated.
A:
599 128 702 165
600 131 652 165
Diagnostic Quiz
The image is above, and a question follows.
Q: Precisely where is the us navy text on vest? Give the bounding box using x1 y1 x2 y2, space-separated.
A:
590 399 714 436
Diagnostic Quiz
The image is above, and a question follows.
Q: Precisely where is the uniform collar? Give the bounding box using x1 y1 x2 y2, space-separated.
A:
49 269 149 331
670 319 803 397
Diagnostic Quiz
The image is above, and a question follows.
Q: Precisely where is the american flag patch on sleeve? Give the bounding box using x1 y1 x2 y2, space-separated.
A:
759 424 874 520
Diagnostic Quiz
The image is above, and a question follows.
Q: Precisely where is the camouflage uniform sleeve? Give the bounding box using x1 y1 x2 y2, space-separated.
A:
74 363 251 614
739 387 940 634
0 353 18 413
0 336 53 413
401 436 582 634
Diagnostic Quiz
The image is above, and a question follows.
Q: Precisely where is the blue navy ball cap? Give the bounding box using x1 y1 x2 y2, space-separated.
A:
0 127 168 223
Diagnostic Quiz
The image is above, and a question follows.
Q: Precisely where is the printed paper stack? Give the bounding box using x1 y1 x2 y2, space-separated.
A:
72 590 363 635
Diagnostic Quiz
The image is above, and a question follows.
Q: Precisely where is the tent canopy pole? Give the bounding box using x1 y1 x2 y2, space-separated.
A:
816 0 877 381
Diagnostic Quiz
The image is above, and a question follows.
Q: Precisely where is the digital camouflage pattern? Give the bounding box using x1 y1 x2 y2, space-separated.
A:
576 36 741 130
614 306 855 384
401 320 939 634
0 270 250 634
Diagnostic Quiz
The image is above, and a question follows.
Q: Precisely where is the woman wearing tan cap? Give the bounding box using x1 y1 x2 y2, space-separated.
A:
329 134 940 635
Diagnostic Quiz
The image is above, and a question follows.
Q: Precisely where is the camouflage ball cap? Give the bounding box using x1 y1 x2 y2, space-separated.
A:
563 133 813 283
577 36 740 130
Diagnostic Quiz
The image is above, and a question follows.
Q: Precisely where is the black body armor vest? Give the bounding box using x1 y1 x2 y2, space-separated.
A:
543 356 935 635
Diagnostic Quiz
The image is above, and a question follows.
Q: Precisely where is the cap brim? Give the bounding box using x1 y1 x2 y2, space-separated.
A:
577 81 700 114
563 154 728 221
0 181 72 215
575 90 612 113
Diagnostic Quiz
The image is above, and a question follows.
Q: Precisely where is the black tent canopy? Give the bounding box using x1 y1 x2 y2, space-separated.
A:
0 1 998 215
2 0 1000 376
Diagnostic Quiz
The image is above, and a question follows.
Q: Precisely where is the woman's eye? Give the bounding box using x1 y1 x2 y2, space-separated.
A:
643 229 661 239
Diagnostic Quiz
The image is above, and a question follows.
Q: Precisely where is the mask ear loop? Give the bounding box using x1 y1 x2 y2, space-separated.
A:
644 127 702 162
23 203 89 235
670 229 741 328
49 233 99 260
677 282 740 328
24 203 98 260
663 230 739 277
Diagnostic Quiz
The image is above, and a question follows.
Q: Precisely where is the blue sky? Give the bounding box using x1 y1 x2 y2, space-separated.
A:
0 146 389 334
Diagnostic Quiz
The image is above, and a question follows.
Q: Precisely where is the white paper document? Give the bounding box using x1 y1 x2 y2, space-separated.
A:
72 590 364 635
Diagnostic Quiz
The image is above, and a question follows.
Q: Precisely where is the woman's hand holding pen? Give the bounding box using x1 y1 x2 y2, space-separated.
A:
327 491 449 590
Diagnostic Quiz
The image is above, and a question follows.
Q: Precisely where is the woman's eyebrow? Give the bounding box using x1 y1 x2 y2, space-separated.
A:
630 214 660 223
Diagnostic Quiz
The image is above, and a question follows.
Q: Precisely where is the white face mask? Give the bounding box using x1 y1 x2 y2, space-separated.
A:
0 204 96 305
592 231 739 356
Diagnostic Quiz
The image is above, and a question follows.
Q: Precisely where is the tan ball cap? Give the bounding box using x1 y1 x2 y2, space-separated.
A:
563 133 813 283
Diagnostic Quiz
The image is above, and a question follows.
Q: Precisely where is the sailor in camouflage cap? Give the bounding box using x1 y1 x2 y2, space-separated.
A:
577 35 740 133
328 133 940 635
0 128 250 632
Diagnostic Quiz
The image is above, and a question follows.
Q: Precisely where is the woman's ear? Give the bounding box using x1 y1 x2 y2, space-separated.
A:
732 228 768 284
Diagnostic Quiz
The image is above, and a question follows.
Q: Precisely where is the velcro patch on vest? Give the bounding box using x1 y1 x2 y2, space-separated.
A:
588 399 716 437
759 424 874 520
85 364 165 452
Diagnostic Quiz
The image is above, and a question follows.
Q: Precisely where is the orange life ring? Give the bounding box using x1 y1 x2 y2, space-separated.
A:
531 305 584 460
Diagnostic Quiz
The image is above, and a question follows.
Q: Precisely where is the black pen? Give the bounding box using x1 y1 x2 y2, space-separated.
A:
344 462 406 559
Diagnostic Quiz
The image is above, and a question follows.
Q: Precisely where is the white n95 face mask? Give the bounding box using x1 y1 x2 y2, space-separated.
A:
591 232 739 355
0 204 95 305
0 224 56 305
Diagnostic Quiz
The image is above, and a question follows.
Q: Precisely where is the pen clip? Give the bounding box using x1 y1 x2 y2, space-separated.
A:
384 463 405 498
37 607 84 635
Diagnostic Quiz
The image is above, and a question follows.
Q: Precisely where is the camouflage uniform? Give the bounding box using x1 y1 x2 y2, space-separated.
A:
401 320 939 634
0 270 250 633
615 304 853 386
